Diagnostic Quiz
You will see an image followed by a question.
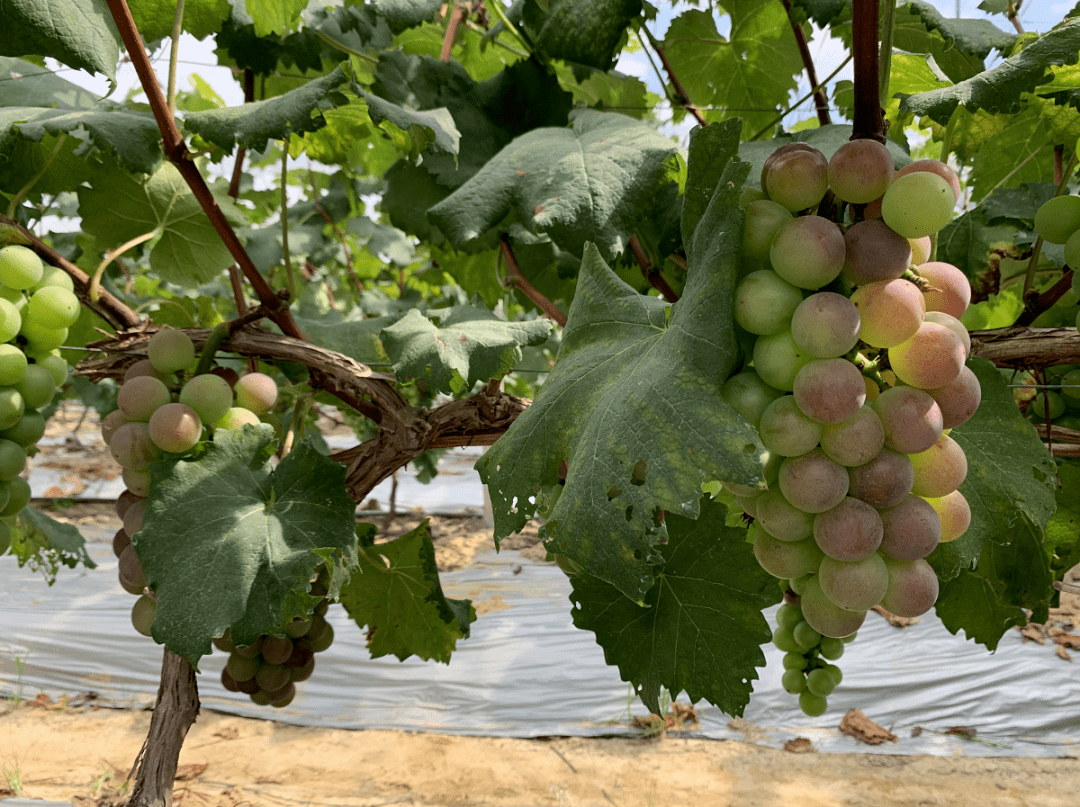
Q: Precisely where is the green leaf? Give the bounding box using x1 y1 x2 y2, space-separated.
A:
981 182 1057 225
788 0 850 28
77 162 245 288
970 114 1054 201
127 0 232 41
900 19 1080 124
382 306 552 394
929 358 1059 581
570 496 776 716
8 506 96 583
376 0 444 34
477 128 765 601
244 0 309 37
359 87 461 158
521 0 643 70
1045 460 1080 592
338 521 475 663
381 160 450 244
138 429 359 668
663 3 804 138
683 120 742 252
935 206 1016 293
897 1 1016 60
0 0 121 81
295 312 395 368
183 65 351 153
0 56 99 110
428 110 679 261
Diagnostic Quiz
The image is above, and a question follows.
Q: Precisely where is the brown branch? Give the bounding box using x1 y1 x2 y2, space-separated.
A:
628 235 679 302
640 27 707 128
1007 0 1025 34
781 0 830 126
970 326 1080 368
309 177 363 293
499 236 568 326
103 0 304 341
225 70 254 200
1014 269 1075 327
851 0 885 142
440 2 467 61
0 213 141 332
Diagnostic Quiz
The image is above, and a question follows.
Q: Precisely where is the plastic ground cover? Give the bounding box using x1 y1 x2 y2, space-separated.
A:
2 527 1079 758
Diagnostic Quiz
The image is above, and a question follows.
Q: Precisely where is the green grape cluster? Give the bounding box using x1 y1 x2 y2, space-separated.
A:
1034 195 1080 335
104 329 289 676
727 142 979 716
0 246 75 557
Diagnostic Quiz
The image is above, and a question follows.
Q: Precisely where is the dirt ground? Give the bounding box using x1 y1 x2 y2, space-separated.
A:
3 405 1079 807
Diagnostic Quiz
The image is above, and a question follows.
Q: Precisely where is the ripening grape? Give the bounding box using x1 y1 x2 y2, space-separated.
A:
216 407 262 430
755 529 823 579
101 410 129 445
769 216 846 289
0 245 44 289
758 395 823 457
734 270 803 335
847 449 915 508
790 292 861 359
800 574 867 638
778 449 849 514
115 490 142 521
1034 194 1080 244
0 298 21 343
792 358 866 425
923 490 971 542
0 344 27 386
850 279 925 348
880 558 939 618
881 172 955 238
261 636 294 665
131 595 157 638
760 143 821 187
813 497 883 561
123 497 146 536
818 553 889 611
148 403 202 454
752 330 812 391
743 200 793 262
13 364 55 409
235 373 278 415
909 236 932 265
109 422 159 471
908 433 967 498
872 385 944 454
842 220 913 285
889 321 966 389
118 544 147 593
147 328 195 374
227 653 260 682
827 139 894 204
26 286 80 329
721 371 783 429
894 159 962 206
0 439 25 480
916 262 970 319
819 406 885 467
117 375 172 422
124 359 172 385
924 311 970 358
179 373 234 426
234 637 264 658
756 488 814 542
765 148 829 212
878 495 941 561
123 467 151 497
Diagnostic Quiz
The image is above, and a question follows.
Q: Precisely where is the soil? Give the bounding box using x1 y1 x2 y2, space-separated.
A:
3 406 1079 806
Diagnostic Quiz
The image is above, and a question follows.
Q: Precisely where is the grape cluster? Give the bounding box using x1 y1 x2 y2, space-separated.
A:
727 142 979 715
0 245 75 554
103 328 322 706
1035 193 1080 336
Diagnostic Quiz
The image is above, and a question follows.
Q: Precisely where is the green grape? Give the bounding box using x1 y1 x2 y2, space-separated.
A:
848 449 915 509
842 220 913 285
782 669 808 694
820 406 885 467
923 490 971 543
0 344 27 386
213 629 237 653
850 279 925 348
742 200 793 261
776 602 804 630
124 359 172 385
758 395 823 457
879 495 941 561
13 364 55 409
179 373 233 426
799 691 828 717
0 482 10 513
827 139 894 205
752 330 812 392
778 449 849 514
1028 390 1065 421
235 372 278 415
0 520 10 556
250 690 273 706
147 328 195 374
123 467 151 497
765 148 829 212
806 668 837 697
0 439 26 480
872 386 943 455
740 186 765 207
26 286 80 329
233 637 264 658
909 236 932 265
215 407 262 431
131 595 157 638
1034 194 1080 244
148 403 202 454
769 215 846 289
268 683 297 707
916 261 970 319
783 652 809 671
0 388 25 431
880 558 939 617
0 298 21 343
19 320 67 353
227 653 260 682
813 497 883 562
788 573 813 595
1066 228 1080 269
37 353 69 387
790 292 861 359
756 488 814 542
792 358 867 425
824 664 843 686
0 475 30 517
908 433 967 498
261 636 294 666
889 322 966 389
310 621 334 652
881 172 955 238
734 270 803 335
800 575 867 639
0 245 44 289
894 159 962 204
818 637 845 660
754 526 826 579
772 624 802 653
32 265 75 292
792 620 822 650
290 658 316 682
818 553 889 610
285 617 312 639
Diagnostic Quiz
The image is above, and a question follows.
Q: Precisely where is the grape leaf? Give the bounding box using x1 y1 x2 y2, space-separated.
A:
294 313 395 368
77 162 245 288
127 0 232 41
0 0 121 81
935 206 1016 290
570 496 776 716
521 0 643 71
359 88 461 158
662 3 804 138
788 0 850 28
338 521 475 663
0 56 99 110
1045 461 1080 595
898 0 1016 59
900 19 1080 124
381 160 450 244
214 15 331 76
428 110 679 261
375 0 444 34
981 182 1057 225
970 114 1053 201
244 0 309 37
929 358 1059 581
683 120 742 251
381 305 553 394
138 429 359 668
7 506 96 583
476 127 765 602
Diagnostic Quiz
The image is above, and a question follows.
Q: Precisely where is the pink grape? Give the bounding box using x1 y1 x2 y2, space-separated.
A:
118 544 146 593
235 373 278 415
889 321 966 389
848 449 915 508
818 553 889 611
148 403 203 454
909 433 967 498
813 497 883 561
793 358 867 425
827 139 894 204
820 406 885 467
923 490 971 542
872 386 943 454
124 359 172 384
765 148 829 212
769 216 846 289
927 365 981 429
117 376 172 423
760 143 823 189
755 488 814 542
879 495 941 561
850 279 925 348
758 395 823 457
924 311 970 358
842 220 913 285
916 261 970 319
790 292 861 359
778 449 850 514
109 422 159 471
880 558 939 618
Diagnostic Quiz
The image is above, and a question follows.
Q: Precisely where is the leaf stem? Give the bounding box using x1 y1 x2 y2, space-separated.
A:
89 230 160 302
498 235 566 326
5 133 67 218
167 0 186 116
749 55 852 141
781 0 830 126
638 24 706 128
629 235 679 301
939 105 960 163
192 307 271 376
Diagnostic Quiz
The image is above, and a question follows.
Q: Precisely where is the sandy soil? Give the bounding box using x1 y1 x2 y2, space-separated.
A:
1 703 1078 807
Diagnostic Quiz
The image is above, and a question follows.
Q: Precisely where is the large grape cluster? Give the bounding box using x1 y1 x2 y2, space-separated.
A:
726 141 979 715
104 328 328 707
0 245 75 557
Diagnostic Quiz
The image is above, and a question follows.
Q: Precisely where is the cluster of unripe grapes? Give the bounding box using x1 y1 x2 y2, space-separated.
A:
0 245 75 556
1034 191 1080 337
726 140 979 715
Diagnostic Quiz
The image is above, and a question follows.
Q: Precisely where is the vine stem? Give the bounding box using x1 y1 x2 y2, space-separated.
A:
851 0 885 142
638 25 707 128
629 235 679 302
226 68 255 323
102 0 305 341
498 236 567 326
1007 0 1025 34
440 2 466 62
166 0 186 116
1022 151 1078 299
780 0 830 126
